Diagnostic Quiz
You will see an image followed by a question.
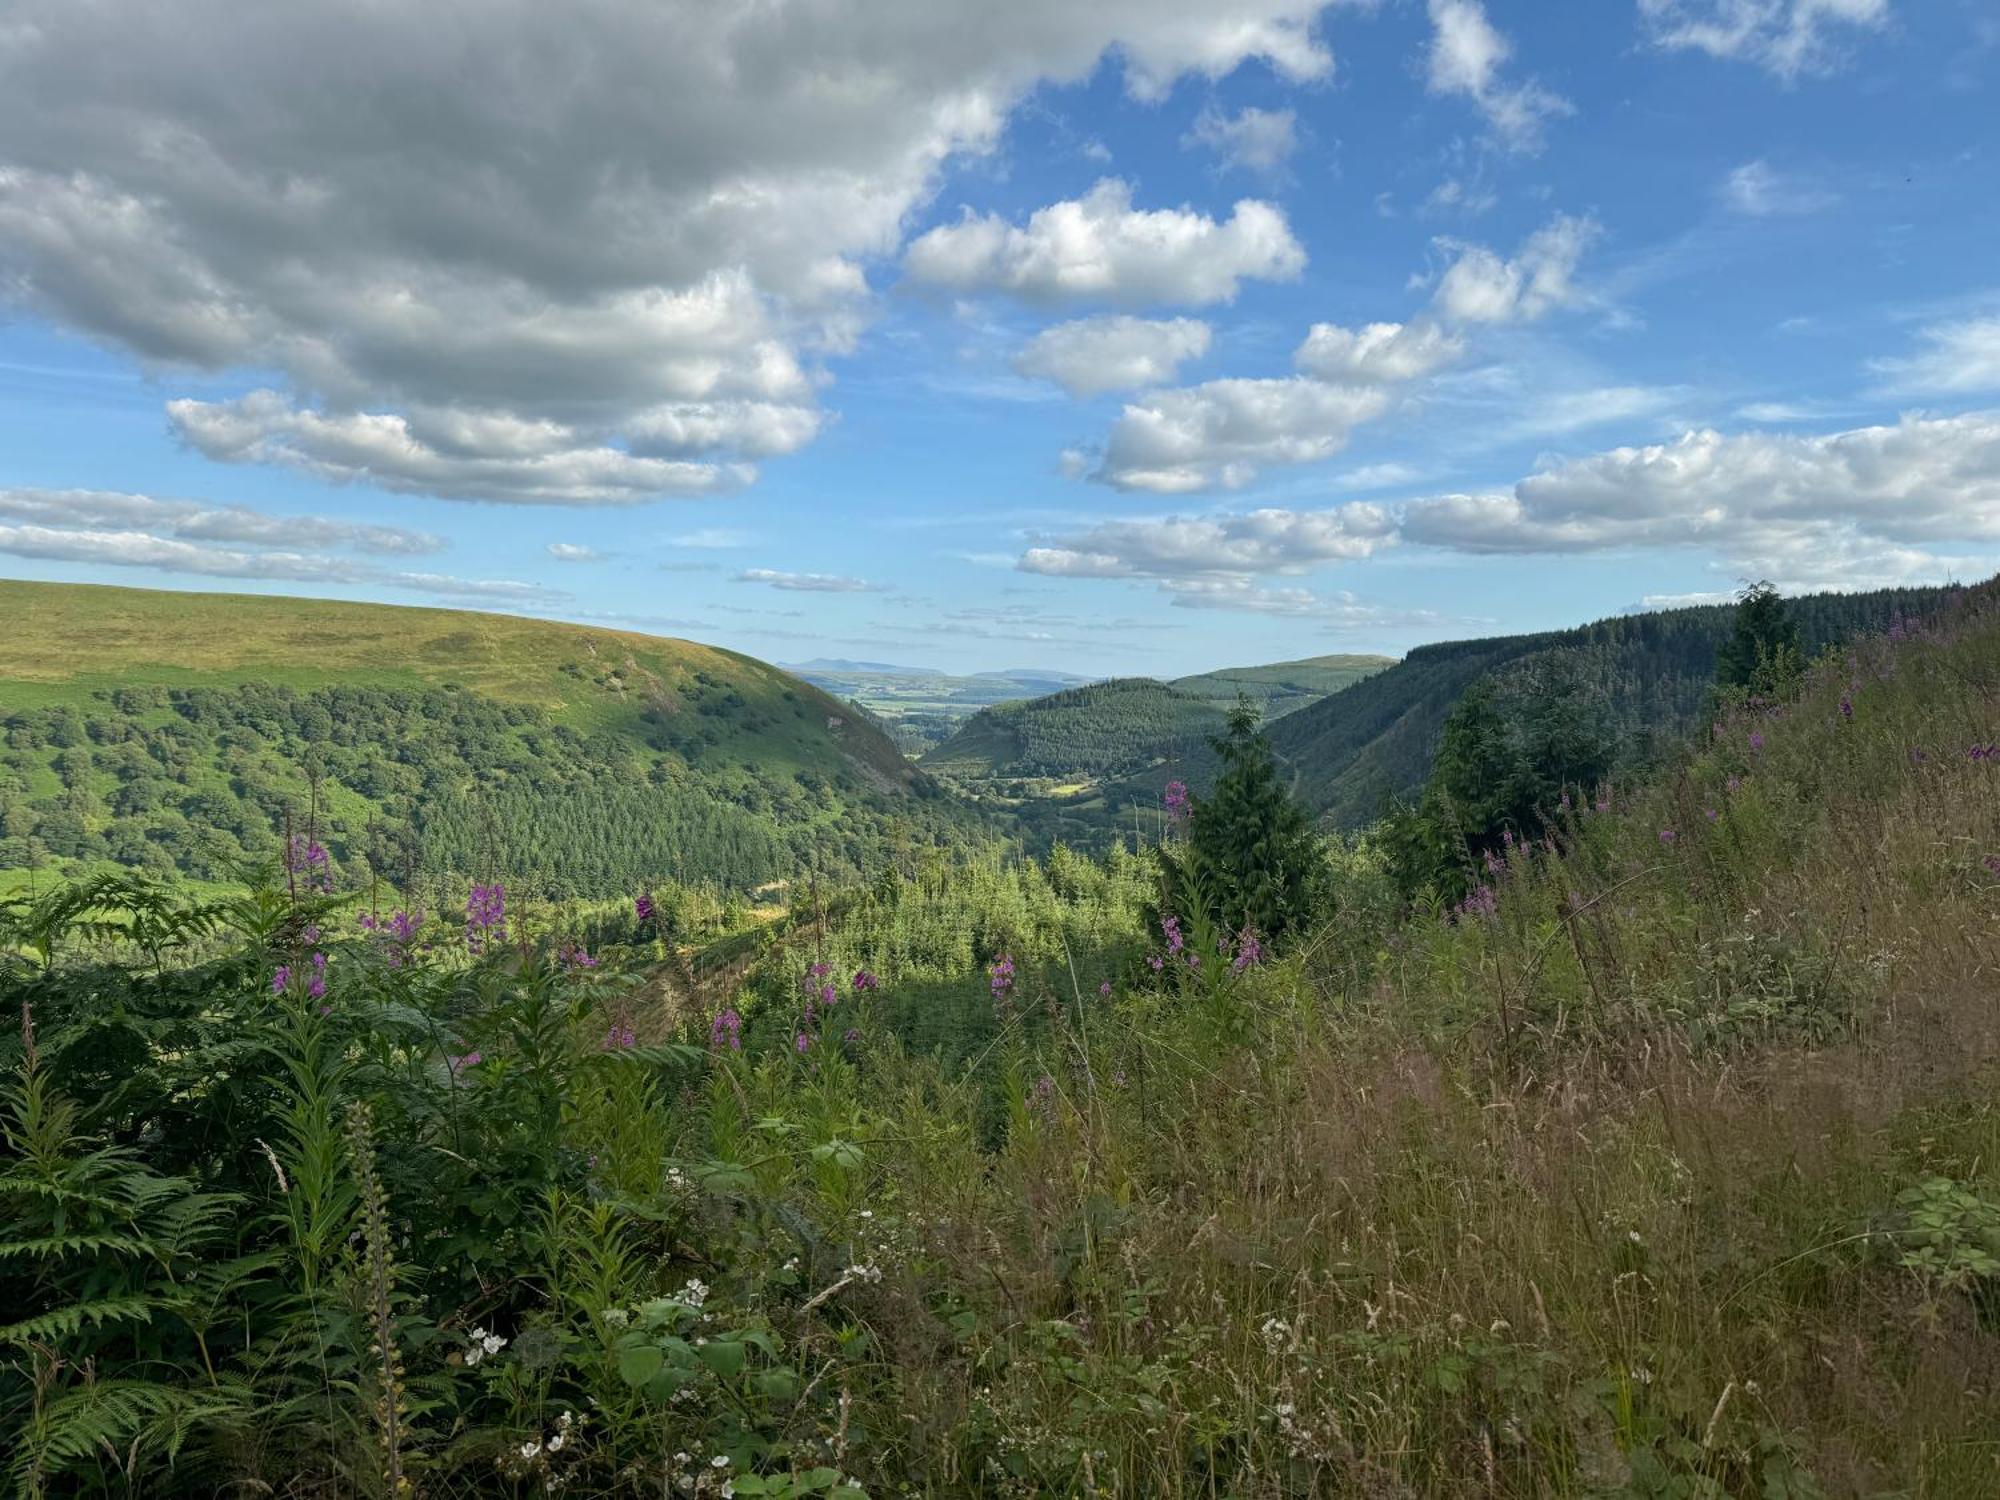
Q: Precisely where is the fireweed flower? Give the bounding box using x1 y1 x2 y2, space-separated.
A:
988 955 1016 1001
710 1009 742 1051
270 965 292 994
285 835 332 893
634 891 655 925
1839 695 1854 720
465 883 507 955
1748 732 1764 753
793 1031 811 1055
1658 828 1677 844
447 1050 482 1077
1456 885 1498 920
306 951 328 1001
1161 915 1184 955
1231 929 1263 975
1984 854 2000 877
1147 955 1165 972
1163 780 1190 822
1726 776 1742 794
1704 807 1719 823
557 941 599 970
602 1024 637 1050
851 969 880 993
1098 981 1113 996
819 984 836 1007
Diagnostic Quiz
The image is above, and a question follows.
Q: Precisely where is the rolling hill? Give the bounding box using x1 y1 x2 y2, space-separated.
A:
786 660 1095 755
1168 652 1394 720
920 653 1393 784
0 581 973 896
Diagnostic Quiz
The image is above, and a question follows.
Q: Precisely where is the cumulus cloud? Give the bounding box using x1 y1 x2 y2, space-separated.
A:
1424 0 1572 152
903 179 1305 306
0 0 1337 502
1087 379 1391 492
1013 316 1212 396
1638 0 1892 79
1721 159 1837 215
1400 410 2000 588
735 568 885 593
1871 317 2000 395
0 487 441 555
546 543 604 562
1065 211 1595 492
170 390 752 504
1429 213 1597 324
1183 105 1300 176
1019 503 1395 579
1293 320 1466 384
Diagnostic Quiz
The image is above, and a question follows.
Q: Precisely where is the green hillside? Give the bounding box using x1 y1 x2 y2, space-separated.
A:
1267 582 1965 826
0 581 970 896
1168 652 1393 719
920 677 1227 781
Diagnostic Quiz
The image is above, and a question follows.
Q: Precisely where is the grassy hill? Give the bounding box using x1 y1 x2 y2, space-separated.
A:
786 661 1095 756
0 580 970 896
1168 652 1393 720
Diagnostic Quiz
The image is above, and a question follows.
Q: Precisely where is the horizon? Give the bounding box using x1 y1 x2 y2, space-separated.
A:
2 1 1996 676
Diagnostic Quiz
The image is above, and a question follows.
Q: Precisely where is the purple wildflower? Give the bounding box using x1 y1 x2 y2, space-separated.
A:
852 969 880 993
711 1008 743 1051
1839 695 1854 720
1147 954 1165 972
1230 929 1262 975
843 1027 859 1043
1658 828 1677 845
557 941 599 970
1162 915 1184 955
306 950 328 1001
1726 776 1742 794
1163 780 1190 822
603 1024 637 1051
634 891 655 925
1456 885 1498 920
794 1031 811 1055
447 1050 482 1077
988 955 1017 1002
1704 807 1718 823
1748 732 1764 753
465 883 507 955
819 983 837 1007
270 965 291 994
1098 980 1113 996
1984 854 2000 877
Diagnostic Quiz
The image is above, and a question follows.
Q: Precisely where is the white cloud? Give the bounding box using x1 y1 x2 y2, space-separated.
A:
1294 320 1465 383
1013 316 1212 396
1721 159 1837 215
546 542 603 562
669 528 754 549
169 390 752 504
735 568 885 593
0 520 561 602
1424 0 1572 152
903 179 1305 306
1087 378 1391 492
0 0 1337 501
0 487 441 555
1019 503 1395 578
1638 0 1892 79
1399 410 2000 588
1183 105 1299 176
1871 317 2000 395
1430 213 1598 324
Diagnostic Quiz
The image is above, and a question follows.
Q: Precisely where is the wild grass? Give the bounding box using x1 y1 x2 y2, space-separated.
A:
1 586 1996 1495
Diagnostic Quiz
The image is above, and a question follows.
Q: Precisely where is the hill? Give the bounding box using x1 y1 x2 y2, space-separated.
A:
1168 652 1394 720
920 677 1228 783
0 580 971 896
1267 582 1964 826
786 661 1098 756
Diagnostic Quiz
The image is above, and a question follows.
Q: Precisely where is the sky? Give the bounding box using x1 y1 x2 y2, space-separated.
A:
0 0 1996 677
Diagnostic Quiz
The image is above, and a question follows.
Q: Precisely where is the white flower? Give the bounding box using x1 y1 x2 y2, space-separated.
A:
681 1277 709 1308
547 1432 565 1452
520 1439 542 1459
711 1454 730 1467
482 1332 506 1355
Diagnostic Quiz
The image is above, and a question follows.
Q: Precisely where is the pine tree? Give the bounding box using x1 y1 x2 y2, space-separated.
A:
1185 701 1316 942
1716 580 1803 695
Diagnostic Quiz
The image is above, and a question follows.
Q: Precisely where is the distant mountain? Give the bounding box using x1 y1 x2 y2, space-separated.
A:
785 657 928 674
0 581 976 896
970 668 1093 684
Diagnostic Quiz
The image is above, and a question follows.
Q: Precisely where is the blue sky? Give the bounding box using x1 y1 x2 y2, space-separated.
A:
0 0 1996 675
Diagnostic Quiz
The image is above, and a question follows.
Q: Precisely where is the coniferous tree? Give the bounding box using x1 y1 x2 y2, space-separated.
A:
1185 701 1317 942
1715 580 1803 696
